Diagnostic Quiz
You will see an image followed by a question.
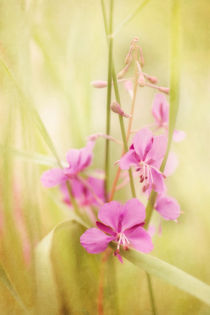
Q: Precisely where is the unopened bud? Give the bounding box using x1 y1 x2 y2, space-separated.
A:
138 72 146 87
117 63 130 79
111 101 131 118
145 82 170 94
131 37 139 45
143 73 158 84
124 47 133 65
158 86 170 94
91 80 107 88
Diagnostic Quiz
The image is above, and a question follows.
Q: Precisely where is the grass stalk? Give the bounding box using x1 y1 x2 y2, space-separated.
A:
145 0 181 227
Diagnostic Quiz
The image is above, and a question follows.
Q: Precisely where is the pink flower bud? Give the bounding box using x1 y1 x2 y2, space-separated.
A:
145 82 170 94
91 80 107 88
143 73 158 84
111 101 131 118
158 86 170 94
117 63 130 79
138 72 145 87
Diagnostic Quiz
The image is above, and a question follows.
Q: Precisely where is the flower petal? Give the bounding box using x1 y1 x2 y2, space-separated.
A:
124 226 153 253
96 222 116 236
164 152 178 177
60 178 85 205
80 228 114 254
41 168 67 187
119 150 139 170
79 140 95 170
150 167 166 194
121 198 145 231
133 128 153 160
173 129 186 142
152 93 169 126
86 177 105 205
155 195 181 220
66 140 95 174
66 149 82 174
146 135 167 167
98 201 124 233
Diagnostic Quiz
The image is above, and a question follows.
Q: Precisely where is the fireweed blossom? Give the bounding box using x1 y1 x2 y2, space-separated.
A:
41 140 104 206
119 128 167 194
60 176 105 207
154 194 181 221
152 93 186 142
80 199 153 262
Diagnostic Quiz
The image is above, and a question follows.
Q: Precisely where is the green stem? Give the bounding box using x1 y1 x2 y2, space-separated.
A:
146 273 158 315
145 0 181 227
65 181 82 219
104 0 114 201
100 2 156 314
101 0 136 198
112 70 136 198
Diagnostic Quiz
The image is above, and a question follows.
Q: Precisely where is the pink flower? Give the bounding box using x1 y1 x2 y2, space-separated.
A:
155 194 181 221
41 140 95 187
152 93 169 129
60 176 105 207
80 199 153 262
119 128 167 194
152 93 186 142
41 140 104 207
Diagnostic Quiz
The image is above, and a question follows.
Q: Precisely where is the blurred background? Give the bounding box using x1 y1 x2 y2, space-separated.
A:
0 0 209 314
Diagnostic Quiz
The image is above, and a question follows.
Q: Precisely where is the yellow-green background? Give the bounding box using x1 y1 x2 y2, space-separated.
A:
0 0 209 314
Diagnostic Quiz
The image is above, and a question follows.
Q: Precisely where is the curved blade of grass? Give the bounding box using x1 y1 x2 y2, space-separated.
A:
0 56 62 168
119 247 210 306
40 219 210 306
79 219 210 306
0 263 28 313
112 0 152 37
0 145 67 167
35 226 60 315
35 219 91 314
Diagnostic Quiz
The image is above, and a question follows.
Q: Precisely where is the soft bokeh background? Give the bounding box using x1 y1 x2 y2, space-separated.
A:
0 0 209 314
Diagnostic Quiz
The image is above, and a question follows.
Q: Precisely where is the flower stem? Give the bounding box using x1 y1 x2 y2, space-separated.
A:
104 0 114 201
126 58 139 142
112 68 136 198
100 2 156 315
65 181 82 218
99 2 115 315
145 0 181 228
109 63 138 200
146 273 158 315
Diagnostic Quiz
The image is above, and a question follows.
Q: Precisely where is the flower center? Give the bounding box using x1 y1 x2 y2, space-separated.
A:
136 162 154 191
117 232 130 250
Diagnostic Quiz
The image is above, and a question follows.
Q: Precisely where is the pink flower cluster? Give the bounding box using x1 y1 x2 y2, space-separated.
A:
41 139 105 207
41 42 184 262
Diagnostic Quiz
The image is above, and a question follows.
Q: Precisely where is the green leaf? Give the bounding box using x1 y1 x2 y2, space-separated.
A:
112 0 151 37
0 57 62 168
37 219 210 307
35 219 98 315
35 225 60 315
0 144 67 167
119 247 210 306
